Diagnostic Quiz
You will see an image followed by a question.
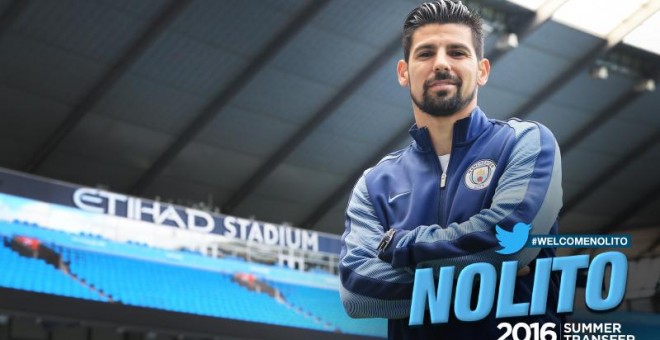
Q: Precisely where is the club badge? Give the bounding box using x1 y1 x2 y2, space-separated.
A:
464 159 496 190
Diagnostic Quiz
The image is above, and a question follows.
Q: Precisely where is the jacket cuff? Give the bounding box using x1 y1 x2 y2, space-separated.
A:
378 229 409 267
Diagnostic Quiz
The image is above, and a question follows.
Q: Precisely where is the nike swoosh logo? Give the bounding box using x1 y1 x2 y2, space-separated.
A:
388 191 410 203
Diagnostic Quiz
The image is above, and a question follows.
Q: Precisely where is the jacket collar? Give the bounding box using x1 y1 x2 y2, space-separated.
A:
409 106 490 153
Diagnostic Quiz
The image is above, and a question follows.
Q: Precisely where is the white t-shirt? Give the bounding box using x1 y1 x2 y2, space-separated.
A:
438 154 450 173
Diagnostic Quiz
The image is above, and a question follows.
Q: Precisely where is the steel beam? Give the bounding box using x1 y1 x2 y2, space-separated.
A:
129 0 329 195
24 0 192 172
561 129 660 216
221 37 401 213
301 126 410 228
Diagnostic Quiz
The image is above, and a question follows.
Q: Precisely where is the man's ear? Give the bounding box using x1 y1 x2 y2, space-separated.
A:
397 59 409 87
477 58 490 86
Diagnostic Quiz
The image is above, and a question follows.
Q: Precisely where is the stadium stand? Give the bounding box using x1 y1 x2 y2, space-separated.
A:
0 238 103 302
270 280 385 337
0 220 387 338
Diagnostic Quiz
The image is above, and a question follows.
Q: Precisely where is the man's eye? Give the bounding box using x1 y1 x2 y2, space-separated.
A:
417 51 433 58
449 51 467 57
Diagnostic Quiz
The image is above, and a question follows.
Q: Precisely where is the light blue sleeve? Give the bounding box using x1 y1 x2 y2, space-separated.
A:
339 174 414 319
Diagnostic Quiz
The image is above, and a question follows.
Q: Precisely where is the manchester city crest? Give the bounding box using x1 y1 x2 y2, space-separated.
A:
464 159 496 190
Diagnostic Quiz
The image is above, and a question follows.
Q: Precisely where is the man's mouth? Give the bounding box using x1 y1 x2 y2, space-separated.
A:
427 80 456 90
425 73 461 92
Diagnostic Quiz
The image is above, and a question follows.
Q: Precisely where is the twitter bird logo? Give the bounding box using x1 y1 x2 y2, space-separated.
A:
495 222 532 254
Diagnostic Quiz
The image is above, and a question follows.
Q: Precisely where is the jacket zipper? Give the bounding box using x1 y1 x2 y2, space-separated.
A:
438 159 450 225
432 153 451 225
437 141 456 225
427 130 455 225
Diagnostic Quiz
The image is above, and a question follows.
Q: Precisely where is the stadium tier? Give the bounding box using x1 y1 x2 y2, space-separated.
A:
271 280 386 336
0 220 386 338
61 247 334 332
0 240 104 302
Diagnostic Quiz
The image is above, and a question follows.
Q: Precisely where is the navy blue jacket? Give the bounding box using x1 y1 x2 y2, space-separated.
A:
339 107 563 339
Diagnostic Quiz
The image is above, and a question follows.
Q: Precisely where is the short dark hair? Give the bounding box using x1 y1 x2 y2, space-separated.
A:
402 0 484 61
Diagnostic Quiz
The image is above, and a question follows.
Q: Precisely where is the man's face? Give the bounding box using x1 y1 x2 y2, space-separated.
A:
398 23 489 117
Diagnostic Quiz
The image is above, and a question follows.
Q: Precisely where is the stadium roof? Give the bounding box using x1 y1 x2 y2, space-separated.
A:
1 0 659 258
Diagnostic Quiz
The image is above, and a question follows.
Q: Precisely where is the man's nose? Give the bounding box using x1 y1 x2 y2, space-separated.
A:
434 53 450 72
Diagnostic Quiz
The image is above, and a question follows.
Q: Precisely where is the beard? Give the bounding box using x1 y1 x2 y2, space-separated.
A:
411 71 475 117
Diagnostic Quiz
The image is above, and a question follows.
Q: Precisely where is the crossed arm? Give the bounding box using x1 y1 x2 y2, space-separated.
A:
339 122 562 318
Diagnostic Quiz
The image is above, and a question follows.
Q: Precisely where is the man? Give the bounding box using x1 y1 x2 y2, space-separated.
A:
339 1 563 339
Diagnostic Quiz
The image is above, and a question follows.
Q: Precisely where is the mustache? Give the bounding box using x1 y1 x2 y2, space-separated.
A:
424 72 461 90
